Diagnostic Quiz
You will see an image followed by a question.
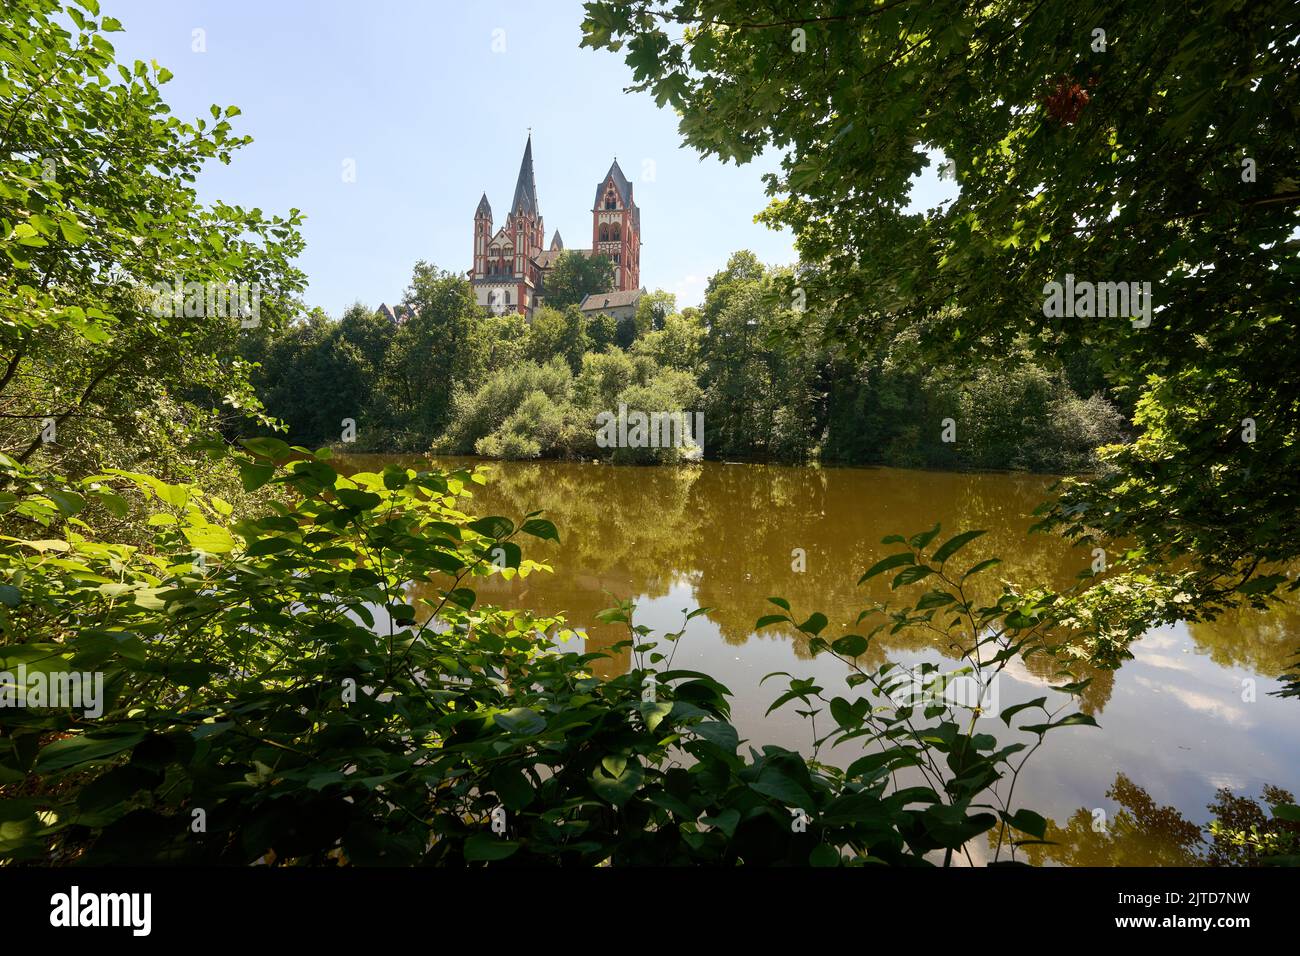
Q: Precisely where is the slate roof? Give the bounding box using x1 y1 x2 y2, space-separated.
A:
579 288 644 312
550 230 563 250
593 159 633 209
475 192 492 219
510 135 540 218
533 248 592 269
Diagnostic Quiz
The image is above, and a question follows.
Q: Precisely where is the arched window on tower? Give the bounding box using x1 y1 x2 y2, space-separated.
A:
504 290 511 305
599 224 609 242
611 223 620 242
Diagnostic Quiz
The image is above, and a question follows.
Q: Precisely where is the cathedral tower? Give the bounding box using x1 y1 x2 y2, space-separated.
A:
591 159 641 292
468 136 644 319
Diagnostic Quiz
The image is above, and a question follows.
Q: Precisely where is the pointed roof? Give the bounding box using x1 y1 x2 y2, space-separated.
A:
475 192 492 219
550 230 563 250
593 158 634 209
510 135 540 218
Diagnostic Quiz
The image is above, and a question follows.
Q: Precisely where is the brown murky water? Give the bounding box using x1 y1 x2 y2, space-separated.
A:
348 454 1300 865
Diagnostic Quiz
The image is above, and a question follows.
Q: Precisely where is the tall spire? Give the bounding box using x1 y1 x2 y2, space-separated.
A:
510 134 539 218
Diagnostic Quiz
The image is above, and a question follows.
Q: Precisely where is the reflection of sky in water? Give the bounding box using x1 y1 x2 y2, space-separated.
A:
636 588 1300 866
351 455 1300 864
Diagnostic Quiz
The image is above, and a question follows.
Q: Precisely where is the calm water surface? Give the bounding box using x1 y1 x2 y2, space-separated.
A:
349 455 1300 865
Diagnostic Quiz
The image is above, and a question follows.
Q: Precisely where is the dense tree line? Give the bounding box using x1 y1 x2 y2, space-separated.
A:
247 250 1124 472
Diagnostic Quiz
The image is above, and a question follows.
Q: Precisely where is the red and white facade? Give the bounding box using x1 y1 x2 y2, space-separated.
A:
470 136 641 319
591 160 641 293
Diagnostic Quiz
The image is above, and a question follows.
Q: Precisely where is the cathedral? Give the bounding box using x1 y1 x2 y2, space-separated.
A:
469 135 642 320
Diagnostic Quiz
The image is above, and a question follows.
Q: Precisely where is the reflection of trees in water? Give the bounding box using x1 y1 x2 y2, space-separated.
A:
1003 773 1299 867
1018 652 1116 717
686 465 1085 664
342 455 1292 690
1186 601 1300 678
418 459 703 678
1002 773 1205 867
463 459 700 594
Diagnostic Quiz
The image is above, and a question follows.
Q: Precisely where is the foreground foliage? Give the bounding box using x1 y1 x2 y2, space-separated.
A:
0 446 1087 865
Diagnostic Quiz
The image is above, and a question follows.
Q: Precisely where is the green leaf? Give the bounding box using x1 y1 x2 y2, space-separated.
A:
494 708 545 735
239 461 275 492
909 523 942 549
962 558 1001 580
693 720 738 752
931 530 986 564
463 833 519 861
1000 808 1048 840
796 612 828 635
519 517 558 542
914 589 955 610
58 219 89 243
334 488 381 510
469 516 514 539
700 808 740 837
749 768 813 807
90 489 129 517
182 524 236 554
445 587 476 609
810 844 841 867
239 436 291 461
639 700 673 731
858 552 914 584
590 756 643 805
490 766 534 811
486 541 522 569
1020 712 1099 734
831 634 868 657
1271 804 1300 823
891 565 934 588
36 731 145 772
46 490 85 516
999 697 1047 727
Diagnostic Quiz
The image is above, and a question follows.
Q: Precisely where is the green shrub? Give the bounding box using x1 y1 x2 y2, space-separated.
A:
434 358 573 456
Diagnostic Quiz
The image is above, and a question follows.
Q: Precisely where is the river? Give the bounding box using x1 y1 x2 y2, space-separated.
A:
346 454 1300 865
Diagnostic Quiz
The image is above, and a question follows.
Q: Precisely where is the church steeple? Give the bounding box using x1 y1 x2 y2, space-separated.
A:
592 156 641 292
511 134 540 218
468 134 642 320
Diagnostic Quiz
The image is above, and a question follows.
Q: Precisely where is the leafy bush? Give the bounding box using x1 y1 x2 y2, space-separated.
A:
436 349 700 464
434 358 575 457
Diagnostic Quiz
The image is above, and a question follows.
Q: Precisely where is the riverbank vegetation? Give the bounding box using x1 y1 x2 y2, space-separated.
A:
244 249 1127 472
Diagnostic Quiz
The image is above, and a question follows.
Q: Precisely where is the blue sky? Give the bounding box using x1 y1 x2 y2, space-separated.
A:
100 0 950 314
